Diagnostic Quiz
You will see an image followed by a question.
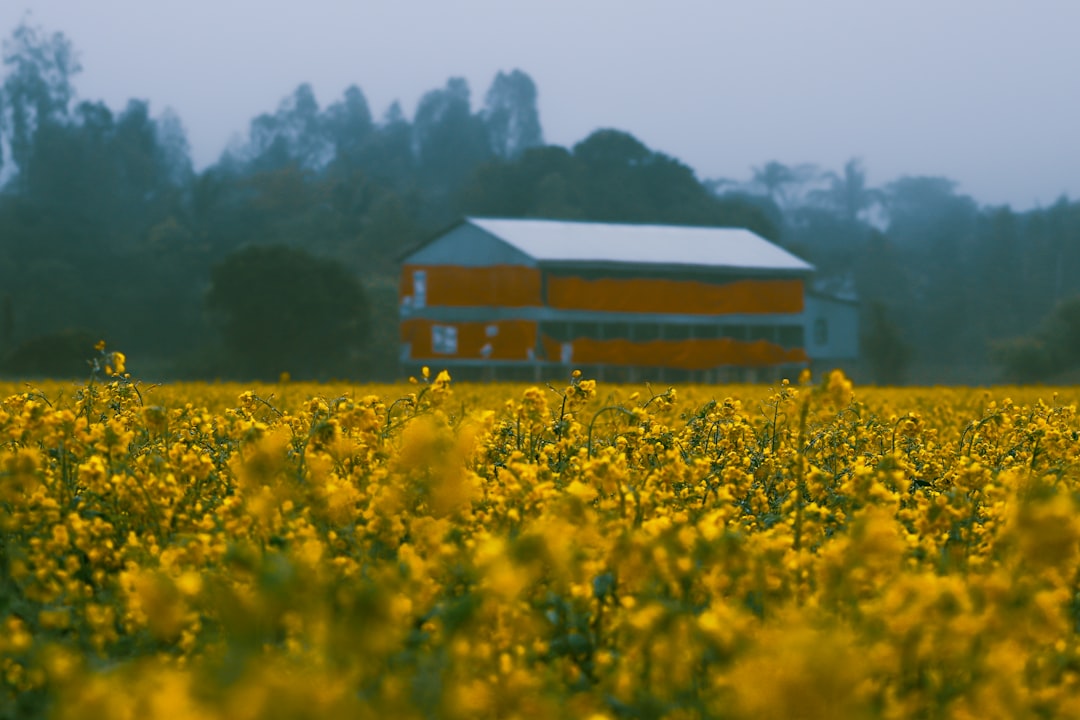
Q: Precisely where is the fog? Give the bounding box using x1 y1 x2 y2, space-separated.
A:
1 2 1079 385
1 1 1077 208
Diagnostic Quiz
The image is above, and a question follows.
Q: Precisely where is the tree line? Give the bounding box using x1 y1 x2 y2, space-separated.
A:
0 21 1076 383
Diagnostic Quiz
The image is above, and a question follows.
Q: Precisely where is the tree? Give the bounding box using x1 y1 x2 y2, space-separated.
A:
860 301 911 385
205 245 370 379
572 128 651 170
8 94 192 257
882 176 978 251
353 101 415 192
155 107 194 187
109 100 192 237
462 130 779 237
236 83 329 172
462 145 581 218
1 21 81 180
412 77 491 195
571 129 686 221
808 158 881 224
972 207 1024 338
881 176 979 363
0 328 99 378
750 161 820 210
569 129 777 231
324 85 374 169
482 69 543 159
993 295 1080 383
0 295 12 356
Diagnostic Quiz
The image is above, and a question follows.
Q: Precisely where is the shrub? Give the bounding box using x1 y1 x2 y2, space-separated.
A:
205 245 371 380
0 329 99 378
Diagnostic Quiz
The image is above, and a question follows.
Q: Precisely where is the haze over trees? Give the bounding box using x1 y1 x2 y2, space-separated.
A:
0 20 1078 383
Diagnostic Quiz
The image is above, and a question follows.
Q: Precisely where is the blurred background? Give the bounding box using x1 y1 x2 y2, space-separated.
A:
0 1 1077 384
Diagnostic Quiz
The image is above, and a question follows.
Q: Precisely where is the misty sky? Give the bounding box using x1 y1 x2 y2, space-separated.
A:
1 1 1077 209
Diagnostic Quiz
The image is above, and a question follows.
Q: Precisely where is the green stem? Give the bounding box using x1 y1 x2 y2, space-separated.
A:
587 406 636 458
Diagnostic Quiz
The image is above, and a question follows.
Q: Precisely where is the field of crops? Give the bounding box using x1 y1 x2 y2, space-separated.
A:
3 353 1080 718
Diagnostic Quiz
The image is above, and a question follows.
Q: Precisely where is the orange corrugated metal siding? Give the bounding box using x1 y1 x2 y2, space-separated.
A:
400 264 809 368
546 277 804 314
540 336 808 370
401 265 542 307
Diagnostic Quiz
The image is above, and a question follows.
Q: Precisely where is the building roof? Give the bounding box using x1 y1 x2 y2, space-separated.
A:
466 217 814 273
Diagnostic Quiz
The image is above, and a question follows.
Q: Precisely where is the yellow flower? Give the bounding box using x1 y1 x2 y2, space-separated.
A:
826 368 853 406
104 351 126 376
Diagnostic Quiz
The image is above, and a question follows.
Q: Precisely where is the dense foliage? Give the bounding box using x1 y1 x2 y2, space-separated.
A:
1 20 1080 383
4 354 1080 717
204 245 371 380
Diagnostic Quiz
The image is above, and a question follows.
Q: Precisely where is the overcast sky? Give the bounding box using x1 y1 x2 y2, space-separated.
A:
1 1 1077 209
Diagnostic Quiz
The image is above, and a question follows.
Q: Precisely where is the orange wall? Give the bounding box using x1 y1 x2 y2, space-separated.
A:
400 265 808 367
401 266 804 315
401 265 542 307
546 276 804 314
540 335 808 370
401 318 807 368
402 319 538 361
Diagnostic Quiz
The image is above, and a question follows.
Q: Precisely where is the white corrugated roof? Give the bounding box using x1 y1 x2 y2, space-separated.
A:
467 217 814 272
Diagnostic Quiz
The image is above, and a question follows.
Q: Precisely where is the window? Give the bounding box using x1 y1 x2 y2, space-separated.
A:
748 325 775 343
721 325 747 341
694 324 720 340
633 324 661 342
571 322 600 340
540 322 572 342
604 322 631 340
480 325 498 358
412 269 427 309
778 325 806 348
431 324 457 354
814 317 828 346
663 324 692 341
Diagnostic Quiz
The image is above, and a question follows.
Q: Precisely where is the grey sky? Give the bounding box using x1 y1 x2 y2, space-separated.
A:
2 1 1077 209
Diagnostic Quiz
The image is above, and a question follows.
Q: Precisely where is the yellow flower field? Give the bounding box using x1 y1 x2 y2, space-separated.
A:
3 357 1080 718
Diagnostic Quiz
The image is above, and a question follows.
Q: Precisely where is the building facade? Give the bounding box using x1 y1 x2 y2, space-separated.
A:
399 218 856 381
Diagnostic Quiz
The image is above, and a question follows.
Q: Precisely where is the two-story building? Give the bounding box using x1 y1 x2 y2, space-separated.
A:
399 217 857 381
